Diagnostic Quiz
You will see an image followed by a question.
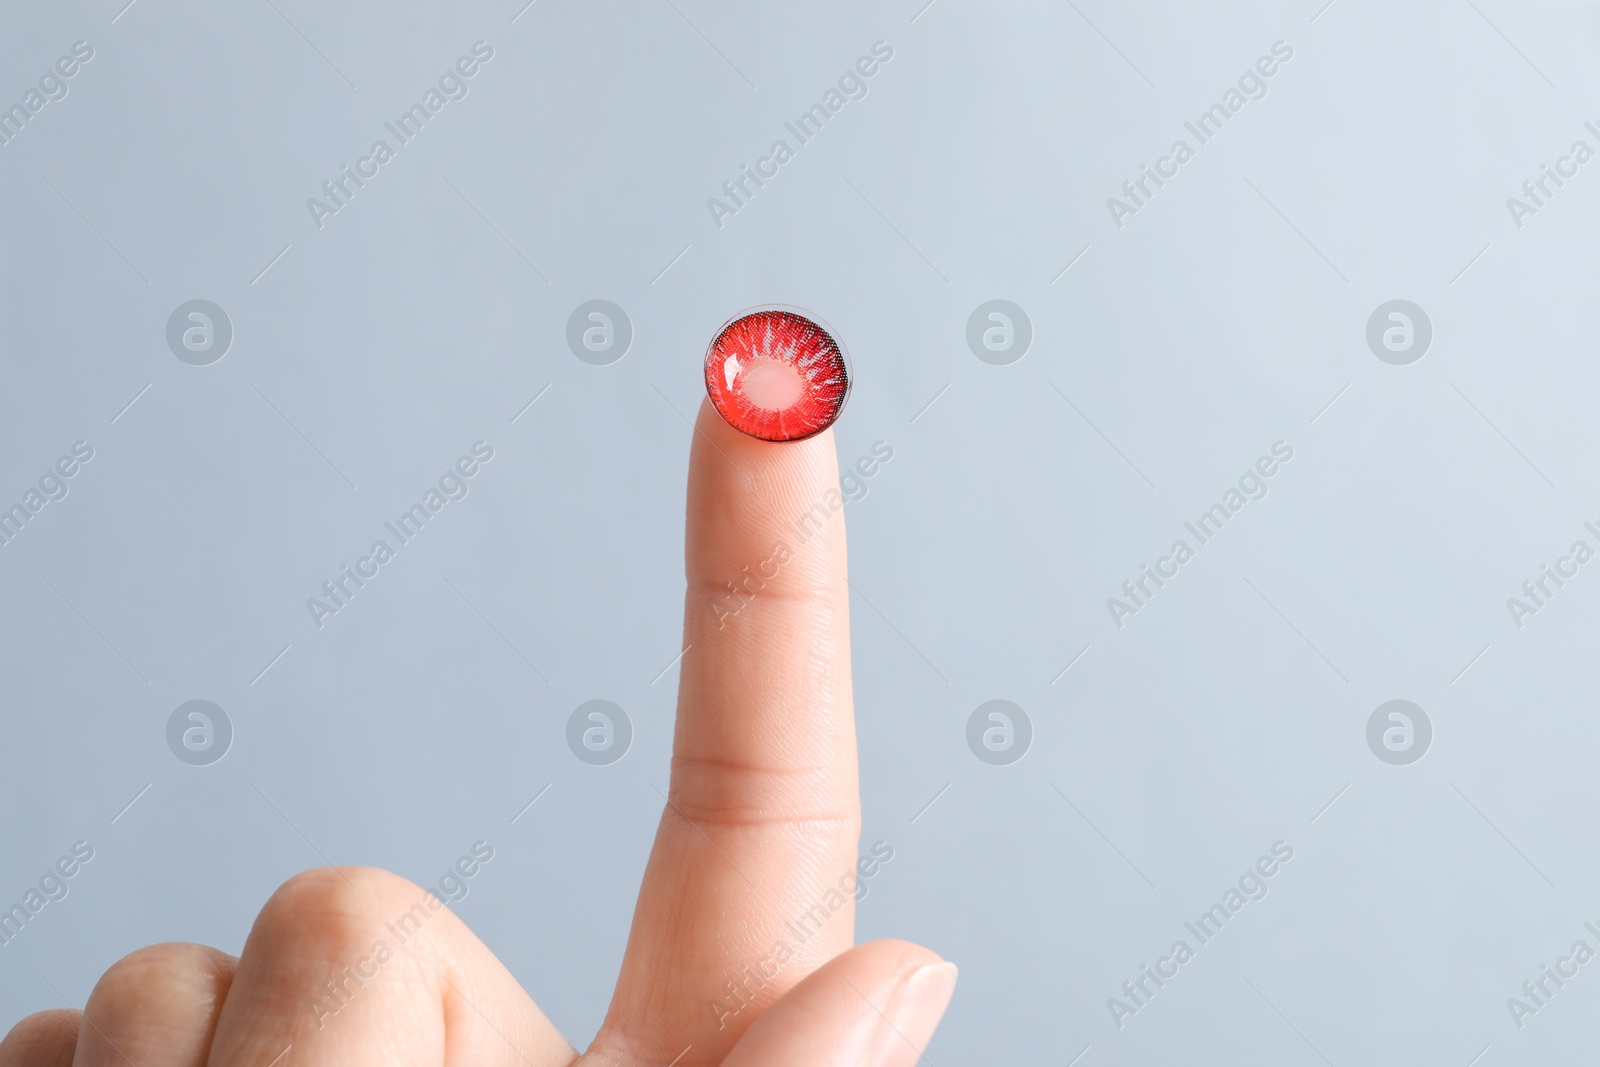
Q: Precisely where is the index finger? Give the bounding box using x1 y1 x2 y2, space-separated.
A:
590 398 859 1065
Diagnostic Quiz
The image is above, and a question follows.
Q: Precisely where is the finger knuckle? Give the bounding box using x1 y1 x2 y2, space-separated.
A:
254 866 431 952
668 754 858 833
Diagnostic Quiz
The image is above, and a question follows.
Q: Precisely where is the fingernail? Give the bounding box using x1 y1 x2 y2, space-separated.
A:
862 961 958 1066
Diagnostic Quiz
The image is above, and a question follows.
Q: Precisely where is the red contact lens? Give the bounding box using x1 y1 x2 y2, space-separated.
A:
704 308 850 442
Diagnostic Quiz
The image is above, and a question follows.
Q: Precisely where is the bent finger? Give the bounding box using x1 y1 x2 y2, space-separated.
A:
207 867 575 1067
70 942 235 1067
0 1009 78 1067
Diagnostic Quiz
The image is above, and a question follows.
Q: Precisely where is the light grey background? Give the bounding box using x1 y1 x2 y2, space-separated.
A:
3 0 1598 1063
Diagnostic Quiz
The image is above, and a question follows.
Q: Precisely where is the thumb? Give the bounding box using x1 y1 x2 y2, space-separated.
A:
720 940 957 1067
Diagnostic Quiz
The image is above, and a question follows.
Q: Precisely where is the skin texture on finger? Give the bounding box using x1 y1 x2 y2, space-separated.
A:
205 867 576 1067
720 941 956 1067
69 943 235 1067
588 399 859 1065
0 1010 78 1067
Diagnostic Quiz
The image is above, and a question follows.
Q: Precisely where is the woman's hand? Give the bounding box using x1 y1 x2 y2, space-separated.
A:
1 399 955 1067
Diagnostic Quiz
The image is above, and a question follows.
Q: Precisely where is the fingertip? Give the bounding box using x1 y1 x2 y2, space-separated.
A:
684 393 846 596
848 938 951 979
691 395 839 480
